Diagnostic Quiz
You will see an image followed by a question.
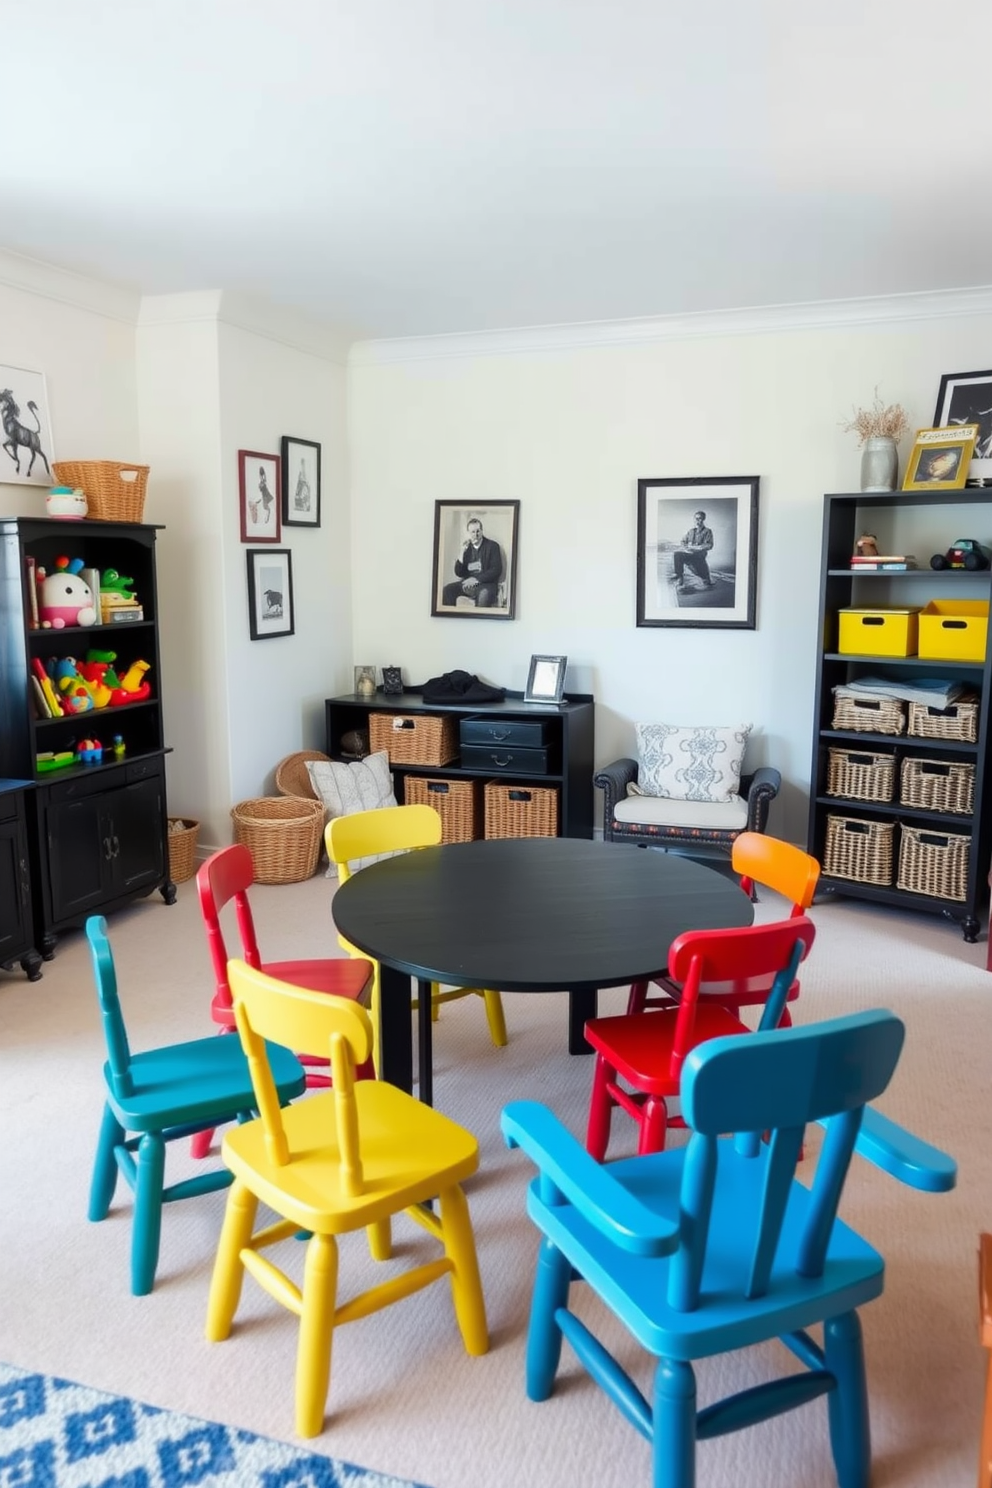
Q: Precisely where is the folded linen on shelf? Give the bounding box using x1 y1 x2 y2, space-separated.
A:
833 675 970 709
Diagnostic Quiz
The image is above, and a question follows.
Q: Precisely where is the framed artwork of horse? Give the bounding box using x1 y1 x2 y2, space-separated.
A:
246 547 294 640
281 436 321 527
238 449 282 542
0 365 54 485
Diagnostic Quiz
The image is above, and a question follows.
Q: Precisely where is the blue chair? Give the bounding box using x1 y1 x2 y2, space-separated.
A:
86 915 306 1296
502 1011 956 1488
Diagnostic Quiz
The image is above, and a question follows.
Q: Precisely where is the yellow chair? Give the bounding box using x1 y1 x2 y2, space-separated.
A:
325 805 507 1071
205 960 489 1438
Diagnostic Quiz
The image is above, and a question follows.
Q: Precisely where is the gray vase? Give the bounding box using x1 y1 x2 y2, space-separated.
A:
861 436 899 493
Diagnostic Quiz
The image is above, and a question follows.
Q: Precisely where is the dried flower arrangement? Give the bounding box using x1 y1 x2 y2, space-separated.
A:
841 387 911 445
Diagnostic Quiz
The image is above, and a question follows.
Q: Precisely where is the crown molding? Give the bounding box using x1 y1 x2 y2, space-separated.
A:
0 246 140 323
138 288 353 364
350 285 992 367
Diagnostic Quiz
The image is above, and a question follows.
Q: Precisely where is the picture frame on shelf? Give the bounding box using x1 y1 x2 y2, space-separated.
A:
902 425 978 493
280 435 321 527
238 450 282 543
636 476 759 630
431 500 519 619
0 365 54 485
933 370 992 484
524 654 567 704
246 548 294 640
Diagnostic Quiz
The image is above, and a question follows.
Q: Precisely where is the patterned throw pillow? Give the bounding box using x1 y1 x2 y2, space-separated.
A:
306 751 398 876
633 722 753 804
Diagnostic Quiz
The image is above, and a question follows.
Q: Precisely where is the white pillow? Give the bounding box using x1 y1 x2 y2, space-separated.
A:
633 722 752 804
306 751 398 877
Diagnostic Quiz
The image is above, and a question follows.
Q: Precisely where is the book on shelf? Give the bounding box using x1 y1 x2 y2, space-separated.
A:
850 554 918 569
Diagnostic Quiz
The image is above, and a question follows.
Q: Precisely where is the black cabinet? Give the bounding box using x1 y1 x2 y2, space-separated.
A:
807 490 992 941
0 780 42 981
325 691 595 838
0 518 174 955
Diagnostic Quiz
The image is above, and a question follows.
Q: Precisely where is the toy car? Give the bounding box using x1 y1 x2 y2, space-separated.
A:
930 539 992 571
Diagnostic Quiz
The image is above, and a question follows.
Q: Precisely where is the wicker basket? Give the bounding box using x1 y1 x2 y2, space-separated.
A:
822 814 894 885
900 756 976 816
484 781 559 839
274 750 330 802
826 747 895 803
907 696 979 744
167 817 199 884
831 693 906 735
897 824 970 900
52 460 149 523
231 796 324 884
368 712 459 766
404 776 481 843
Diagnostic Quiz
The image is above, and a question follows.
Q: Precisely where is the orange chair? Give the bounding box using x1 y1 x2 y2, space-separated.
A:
625 831 820 1018
585 916 816 1162
191 845 374 1158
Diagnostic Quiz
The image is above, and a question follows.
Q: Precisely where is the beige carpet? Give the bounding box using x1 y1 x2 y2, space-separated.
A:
0 867 988 1488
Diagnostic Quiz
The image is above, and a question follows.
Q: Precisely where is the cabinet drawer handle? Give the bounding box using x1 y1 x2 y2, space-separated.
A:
491 753 512 767
103 836 114 861
489 728 511 741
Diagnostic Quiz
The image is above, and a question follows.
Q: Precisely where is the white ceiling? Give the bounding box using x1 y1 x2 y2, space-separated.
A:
7 0 992 341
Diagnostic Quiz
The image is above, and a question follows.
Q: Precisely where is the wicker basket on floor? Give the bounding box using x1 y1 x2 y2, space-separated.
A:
167 817 199 884
231 796 324 884
52 460 150 523
274 750 330 802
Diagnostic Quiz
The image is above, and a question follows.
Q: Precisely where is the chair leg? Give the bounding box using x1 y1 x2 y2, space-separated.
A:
89 1103 124 1221
367 1218 392 1261
626 979 649 1015
824 1310 871 1488
586 1054 615 1161
481 989 508 1048
131 1131 166 1296
638 1095 669 1155
189 1128 215 1160
296 1233 339 1438
438 1183 488 1357
653 1357 697 1488
205 1179 259 1341
526 1237 572 1402
431 981 442 1022
980 1348 992 1488
368 963 382 1077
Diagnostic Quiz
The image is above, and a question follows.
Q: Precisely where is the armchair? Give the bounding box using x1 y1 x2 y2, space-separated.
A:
595 756 781 857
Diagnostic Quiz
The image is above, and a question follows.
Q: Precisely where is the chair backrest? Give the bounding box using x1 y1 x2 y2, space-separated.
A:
85 915 135 1100
731 832 820 915
228 958 373 1193
325 803 442 885
196 845 263 1015
666 917 816 1075
671 1009 905 1310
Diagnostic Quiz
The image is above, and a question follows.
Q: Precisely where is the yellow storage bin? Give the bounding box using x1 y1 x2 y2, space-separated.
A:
837 608 919 657
917 600 989 662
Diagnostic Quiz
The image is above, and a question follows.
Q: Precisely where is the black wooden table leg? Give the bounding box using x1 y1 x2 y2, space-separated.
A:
568 988 597 1054
378 963 413 1094
417 978 434 1107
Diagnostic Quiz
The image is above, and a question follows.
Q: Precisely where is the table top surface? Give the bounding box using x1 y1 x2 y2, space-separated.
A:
331 837 753 992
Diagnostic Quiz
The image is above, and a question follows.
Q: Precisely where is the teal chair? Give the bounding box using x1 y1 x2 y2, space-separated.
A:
86 915 306 1295
502 1011 956 1488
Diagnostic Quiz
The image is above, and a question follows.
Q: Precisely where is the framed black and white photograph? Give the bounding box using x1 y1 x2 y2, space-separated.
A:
239 450 281 542
902 425 977 493
524 654 567 703
933 370 992 484
431 500 519 619
246 548 294 640
636 476 759 630
0 364 54 485
281 435 321 527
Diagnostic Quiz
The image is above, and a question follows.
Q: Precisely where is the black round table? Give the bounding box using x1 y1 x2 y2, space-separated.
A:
331 837 753 1103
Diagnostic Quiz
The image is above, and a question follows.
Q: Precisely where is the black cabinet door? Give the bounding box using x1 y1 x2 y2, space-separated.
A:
0 818 28 961
110 776 165 893
46 793 108 923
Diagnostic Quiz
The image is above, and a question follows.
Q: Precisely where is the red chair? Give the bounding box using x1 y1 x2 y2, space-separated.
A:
191 845 374 1158
585 916 816 1162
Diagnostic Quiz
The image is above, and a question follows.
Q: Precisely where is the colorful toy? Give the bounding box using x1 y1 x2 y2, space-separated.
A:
109 659 151 706
75 650 122 708
36 750 76 773
76 738 103 764
930 538 992 571
37 556 97 629
52 658 95 714
100 568 136 599
112 734 126 761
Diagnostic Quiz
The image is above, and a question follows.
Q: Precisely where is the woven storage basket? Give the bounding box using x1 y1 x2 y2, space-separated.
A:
907 697 979 743
831 693 906 735
822 814 894 885
368 712 459 766
484 781 559 839
167 817 199 884
404 776 481 843
230 796 323 884
274 750 330 802
897 824 970 900
900 756 976 816
826 747 895 803
52 460 149 523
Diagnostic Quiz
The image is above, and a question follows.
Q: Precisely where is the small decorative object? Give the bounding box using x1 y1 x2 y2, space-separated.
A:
167 816 200 883
238 450 282 543
636 476 760 630
112 734 126 760
903 425 978 492
246 548 294 640
37 557 97 629
855 533 879 557
841 388 910 493
280 436 321 527
431 501 519 620
381 665 404 695
354 665 377 698
932 369 992 484
930 539 991 571
45 485 87 519
0 364 54 484
340 728 370 760
524 654 568 704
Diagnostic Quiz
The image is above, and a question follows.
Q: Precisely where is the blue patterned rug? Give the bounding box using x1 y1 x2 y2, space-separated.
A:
0 1362 430 1488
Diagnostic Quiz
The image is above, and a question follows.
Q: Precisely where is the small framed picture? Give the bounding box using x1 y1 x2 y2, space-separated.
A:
0 364 55 484
246 548 294 640
524 654 567 704
902 425 978 492
238 450 282 542
933 370 992 484
281 436 321 527
431 501 519 619
636 476 759 630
